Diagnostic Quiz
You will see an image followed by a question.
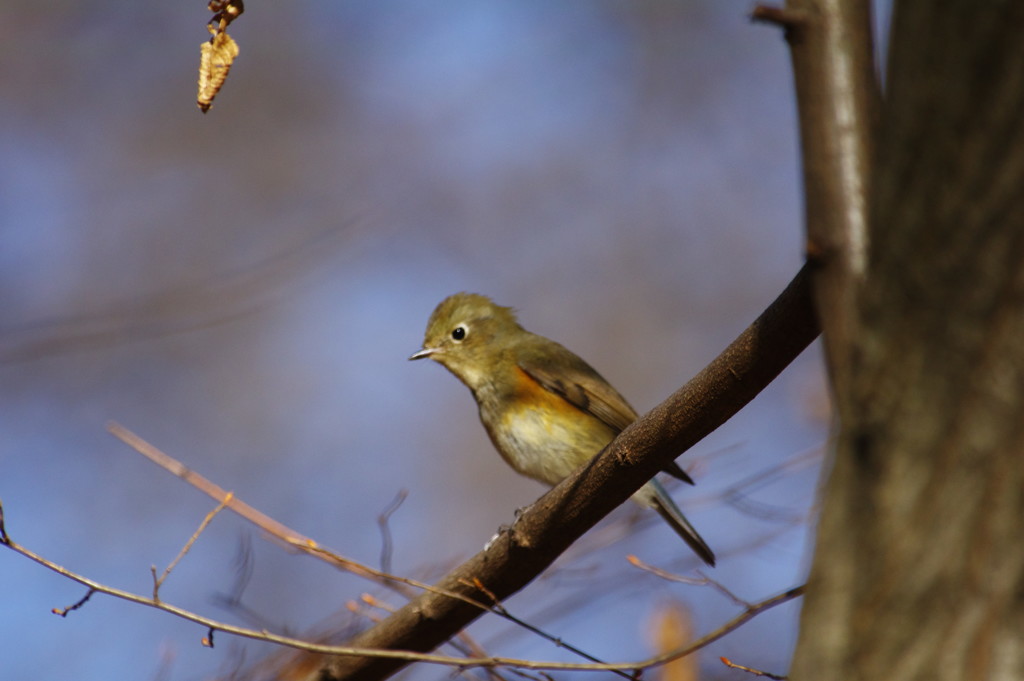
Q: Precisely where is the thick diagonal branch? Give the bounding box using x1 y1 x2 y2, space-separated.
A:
313 265 819 681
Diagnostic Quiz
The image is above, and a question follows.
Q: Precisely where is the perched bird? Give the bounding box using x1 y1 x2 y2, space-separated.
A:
410 292 715 566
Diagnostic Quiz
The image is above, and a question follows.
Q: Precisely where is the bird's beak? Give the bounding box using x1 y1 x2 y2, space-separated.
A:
408 347 437 361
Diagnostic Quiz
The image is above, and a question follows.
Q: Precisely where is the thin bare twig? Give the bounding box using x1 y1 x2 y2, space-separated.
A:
53 588 97 617
449 629 510 681
721 656 788 679
152 493 233 599
0 499 803 673
458 577 635 680
626 556 752 608
353 594 507 681
108 422 484 608
641 585 805 669
377 489 407 576
357 594 512 681
109 423 309 544
108 424 637 673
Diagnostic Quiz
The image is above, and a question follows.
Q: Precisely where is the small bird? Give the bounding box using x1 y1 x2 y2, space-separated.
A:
410 293 715 566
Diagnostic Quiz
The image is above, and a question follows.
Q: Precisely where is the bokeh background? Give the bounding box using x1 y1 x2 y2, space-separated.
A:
2 2 888 679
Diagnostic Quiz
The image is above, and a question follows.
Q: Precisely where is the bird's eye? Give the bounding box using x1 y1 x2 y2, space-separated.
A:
451 325 467 342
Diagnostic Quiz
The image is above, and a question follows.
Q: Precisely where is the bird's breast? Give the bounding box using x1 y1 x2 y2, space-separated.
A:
478 385 618 487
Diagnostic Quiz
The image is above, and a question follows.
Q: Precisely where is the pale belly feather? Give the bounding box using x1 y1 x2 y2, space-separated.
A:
481 403 617 487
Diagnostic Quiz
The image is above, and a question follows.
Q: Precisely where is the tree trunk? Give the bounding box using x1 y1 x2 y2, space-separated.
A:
791 2 1024 680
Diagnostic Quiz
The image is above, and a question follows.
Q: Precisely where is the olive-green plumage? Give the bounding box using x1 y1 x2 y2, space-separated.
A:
411 292 714 566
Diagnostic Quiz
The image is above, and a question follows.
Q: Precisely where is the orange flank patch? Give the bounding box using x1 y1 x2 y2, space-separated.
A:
509 366 583 419
483 367 617 486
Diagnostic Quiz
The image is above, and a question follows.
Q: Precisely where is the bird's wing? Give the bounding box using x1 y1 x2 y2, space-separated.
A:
518 338 695 485
517 341 638 432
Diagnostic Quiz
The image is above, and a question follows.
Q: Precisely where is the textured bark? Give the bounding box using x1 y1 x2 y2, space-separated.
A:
791 2 1024 680
783 0 879 393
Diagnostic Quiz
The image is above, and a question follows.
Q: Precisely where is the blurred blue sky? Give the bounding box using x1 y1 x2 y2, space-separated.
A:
0 2 887 679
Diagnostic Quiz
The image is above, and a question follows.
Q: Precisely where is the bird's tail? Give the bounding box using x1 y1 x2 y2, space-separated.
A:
639 478 716 566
